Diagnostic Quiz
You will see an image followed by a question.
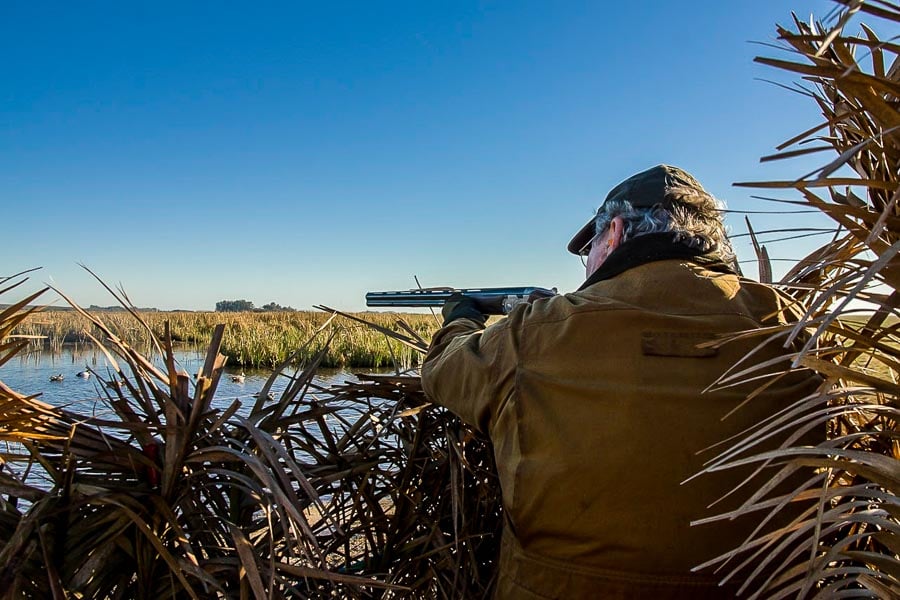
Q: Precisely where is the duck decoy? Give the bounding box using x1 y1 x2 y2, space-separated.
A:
76 369 91 379
231 372 246 383
50 374 64 382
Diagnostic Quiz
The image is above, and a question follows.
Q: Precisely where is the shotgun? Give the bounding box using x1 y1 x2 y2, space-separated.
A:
365 286 557 315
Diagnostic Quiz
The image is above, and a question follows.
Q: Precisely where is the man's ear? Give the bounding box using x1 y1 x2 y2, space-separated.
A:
608 216 625 249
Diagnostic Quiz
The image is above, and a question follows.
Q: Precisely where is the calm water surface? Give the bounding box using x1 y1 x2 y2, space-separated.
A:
3 345 387 415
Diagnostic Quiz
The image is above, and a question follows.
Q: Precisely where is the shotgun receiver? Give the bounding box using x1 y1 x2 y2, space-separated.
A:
366 286 557 315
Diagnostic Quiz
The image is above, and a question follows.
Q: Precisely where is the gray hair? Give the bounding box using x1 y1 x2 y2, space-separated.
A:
593 185 736 267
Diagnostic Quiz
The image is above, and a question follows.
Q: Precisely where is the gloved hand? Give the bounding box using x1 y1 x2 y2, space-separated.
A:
441 293 488 326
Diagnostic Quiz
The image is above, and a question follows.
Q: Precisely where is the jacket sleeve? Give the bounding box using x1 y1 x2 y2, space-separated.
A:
420 314 518 435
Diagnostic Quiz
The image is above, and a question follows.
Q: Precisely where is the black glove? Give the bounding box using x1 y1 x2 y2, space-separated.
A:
441 293 488 326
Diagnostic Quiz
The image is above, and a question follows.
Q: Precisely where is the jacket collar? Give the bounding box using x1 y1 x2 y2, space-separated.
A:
577 232 735 291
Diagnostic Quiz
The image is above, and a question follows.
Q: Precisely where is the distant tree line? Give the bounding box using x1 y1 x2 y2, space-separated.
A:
215 300 296 312
89 305 159 312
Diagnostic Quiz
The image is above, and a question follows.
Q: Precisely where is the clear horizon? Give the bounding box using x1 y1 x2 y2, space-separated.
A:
5 1 842 311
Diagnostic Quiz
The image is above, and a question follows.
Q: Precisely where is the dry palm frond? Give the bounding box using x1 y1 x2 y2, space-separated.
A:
695 1 900 597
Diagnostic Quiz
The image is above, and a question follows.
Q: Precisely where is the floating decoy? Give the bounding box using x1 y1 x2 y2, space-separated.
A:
76 369 91 379
231 372 246 383
50 374 64 382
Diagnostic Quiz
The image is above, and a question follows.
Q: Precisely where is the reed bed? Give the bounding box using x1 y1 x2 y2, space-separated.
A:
14 309 441 370
0 276 499 598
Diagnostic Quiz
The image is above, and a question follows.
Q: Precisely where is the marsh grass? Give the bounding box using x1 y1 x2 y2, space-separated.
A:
14 309 441 370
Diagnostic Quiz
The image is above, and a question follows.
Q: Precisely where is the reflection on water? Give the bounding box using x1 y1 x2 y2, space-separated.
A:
2 345 390 415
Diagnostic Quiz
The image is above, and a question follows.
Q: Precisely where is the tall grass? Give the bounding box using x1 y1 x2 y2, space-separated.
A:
14 309 441 369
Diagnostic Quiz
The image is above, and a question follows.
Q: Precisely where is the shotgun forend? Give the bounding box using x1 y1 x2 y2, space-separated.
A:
365 286 557 315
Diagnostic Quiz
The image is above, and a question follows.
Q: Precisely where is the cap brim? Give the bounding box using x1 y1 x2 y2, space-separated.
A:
567 218 595 255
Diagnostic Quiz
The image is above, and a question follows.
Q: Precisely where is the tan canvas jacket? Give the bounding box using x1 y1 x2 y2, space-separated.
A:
421 240 818 599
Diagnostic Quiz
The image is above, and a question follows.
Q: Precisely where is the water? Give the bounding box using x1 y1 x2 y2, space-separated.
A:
2 345 406 502
2 345 379 415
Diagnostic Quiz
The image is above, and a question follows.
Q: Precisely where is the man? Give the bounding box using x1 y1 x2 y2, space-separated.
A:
421 165 818 599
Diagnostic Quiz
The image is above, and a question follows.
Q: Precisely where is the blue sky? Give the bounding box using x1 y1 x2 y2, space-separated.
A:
4 1 844 311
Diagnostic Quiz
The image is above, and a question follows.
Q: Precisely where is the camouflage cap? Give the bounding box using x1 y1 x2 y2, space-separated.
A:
567 164 707 255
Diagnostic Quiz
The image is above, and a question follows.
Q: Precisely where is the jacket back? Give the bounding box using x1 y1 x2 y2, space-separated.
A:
422 258 820 598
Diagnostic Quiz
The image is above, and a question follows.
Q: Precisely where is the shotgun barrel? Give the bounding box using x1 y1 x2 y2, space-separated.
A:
365 286 557 314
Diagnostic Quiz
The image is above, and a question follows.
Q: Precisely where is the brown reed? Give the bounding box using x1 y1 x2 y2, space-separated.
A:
0 274 498 598
691 2 900 597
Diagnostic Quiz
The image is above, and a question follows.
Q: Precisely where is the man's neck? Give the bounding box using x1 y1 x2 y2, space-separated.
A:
578 233 730 291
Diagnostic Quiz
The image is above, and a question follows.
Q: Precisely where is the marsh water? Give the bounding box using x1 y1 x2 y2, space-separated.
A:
2 345 387 415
